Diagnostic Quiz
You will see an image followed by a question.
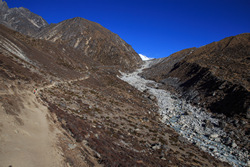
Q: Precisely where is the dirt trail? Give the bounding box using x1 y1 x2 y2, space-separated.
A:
0 89 64 167
38 75 89 92
0 76 91 167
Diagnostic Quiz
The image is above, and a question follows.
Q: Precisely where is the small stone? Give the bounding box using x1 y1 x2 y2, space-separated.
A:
232 142 237 148
233 119 240 127
152 143 161 150
210 133 219 139
204 120 213 129
149 95 156 101
135 128 140 132
240 120 246 125
60 102 66 108
94 151 101 159
214 137 221 142
68 143 76 150
81 140 88 145
218 121 226 129
152 145 161 150
246 107 250 119
136 160 143 164
201 146 206 151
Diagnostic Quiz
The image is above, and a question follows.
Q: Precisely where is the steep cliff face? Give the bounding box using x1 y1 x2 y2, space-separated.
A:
35 17 142 71
142 33 250 117
0 0 48 36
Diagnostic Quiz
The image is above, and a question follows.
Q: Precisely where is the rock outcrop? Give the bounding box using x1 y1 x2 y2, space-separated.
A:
0 0 48 36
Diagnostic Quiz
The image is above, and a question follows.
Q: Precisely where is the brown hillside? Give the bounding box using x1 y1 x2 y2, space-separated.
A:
142 33 250 117
35 17 142 71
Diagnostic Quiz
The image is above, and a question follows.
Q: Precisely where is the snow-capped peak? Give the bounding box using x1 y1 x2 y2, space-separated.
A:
139 54 153 61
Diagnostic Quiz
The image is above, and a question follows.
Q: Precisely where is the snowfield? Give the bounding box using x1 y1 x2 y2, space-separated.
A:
139 54 153 61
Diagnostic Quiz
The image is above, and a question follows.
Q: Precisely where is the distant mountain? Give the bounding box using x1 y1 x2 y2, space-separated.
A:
35 17 142 71
0 0 48 36
141 33 250 117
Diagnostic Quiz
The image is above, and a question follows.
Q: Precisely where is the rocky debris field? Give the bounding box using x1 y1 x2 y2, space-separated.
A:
120 60 249 167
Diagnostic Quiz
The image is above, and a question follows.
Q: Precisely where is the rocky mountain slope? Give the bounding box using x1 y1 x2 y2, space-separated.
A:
141 33 250 117
0 0 48 36
0 24 97 80
0 24 230 166
35 17 142 71
140 34 250 166
0 0 141 71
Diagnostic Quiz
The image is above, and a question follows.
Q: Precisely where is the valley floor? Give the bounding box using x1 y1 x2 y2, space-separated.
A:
0 61 238 167
120 60 249 167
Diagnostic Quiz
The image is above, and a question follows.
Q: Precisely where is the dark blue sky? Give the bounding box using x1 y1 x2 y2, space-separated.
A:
5 0 250 58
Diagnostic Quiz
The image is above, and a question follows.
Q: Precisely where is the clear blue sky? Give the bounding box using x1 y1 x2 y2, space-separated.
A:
5 0 250 58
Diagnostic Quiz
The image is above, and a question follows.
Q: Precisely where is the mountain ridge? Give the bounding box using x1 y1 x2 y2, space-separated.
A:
0 1 142 71
35 17 142 71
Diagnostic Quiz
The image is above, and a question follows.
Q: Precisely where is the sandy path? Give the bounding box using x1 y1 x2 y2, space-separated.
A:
0 90 64 167
0 76 91 167
37 75 89 92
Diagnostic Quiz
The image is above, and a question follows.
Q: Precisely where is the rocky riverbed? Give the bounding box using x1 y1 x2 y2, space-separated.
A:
120 60 249 167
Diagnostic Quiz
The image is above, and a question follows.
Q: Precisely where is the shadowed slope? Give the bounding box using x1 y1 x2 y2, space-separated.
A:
142 33 250 117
